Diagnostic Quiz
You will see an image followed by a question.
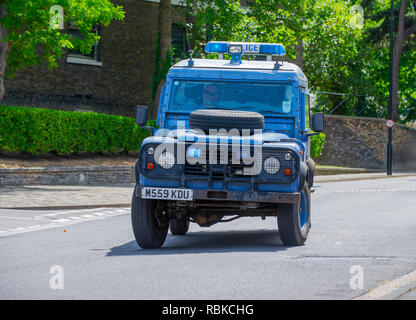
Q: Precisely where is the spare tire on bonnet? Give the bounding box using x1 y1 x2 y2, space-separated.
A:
189 109 264 133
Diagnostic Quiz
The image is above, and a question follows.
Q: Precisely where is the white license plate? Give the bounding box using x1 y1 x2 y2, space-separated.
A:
141 187 193 201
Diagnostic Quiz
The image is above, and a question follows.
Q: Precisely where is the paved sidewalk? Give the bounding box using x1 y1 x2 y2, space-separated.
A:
0 172 414 209
0 185 134 209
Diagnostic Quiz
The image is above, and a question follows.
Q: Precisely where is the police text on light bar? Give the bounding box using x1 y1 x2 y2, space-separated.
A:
205 42 286 56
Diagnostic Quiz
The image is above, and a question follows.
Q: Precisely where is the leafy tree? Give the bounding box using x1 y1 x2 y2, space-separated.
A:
0 0 124 100
177 0 415 123
362 0 416 122
246 0 369 116
301 1 365 115
180 0 245 57
246 0 316 59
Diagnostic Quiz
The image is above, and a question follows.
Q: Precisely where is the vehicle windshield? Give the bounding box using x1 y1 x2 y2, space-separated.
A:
168 80 293 115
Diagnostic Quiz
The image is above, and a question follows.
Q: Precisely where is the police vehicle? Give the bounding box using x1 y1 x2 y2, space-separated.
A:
133 42 324 248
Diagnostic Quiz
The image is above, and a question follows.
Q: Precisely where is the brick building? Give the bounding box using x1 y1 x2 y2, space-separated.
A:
3 0 303 118
3 0 187 118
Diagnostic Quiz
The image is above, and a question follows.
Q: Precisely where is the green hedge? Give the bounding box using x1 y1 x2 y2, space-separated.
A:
0 105 326 158
0 105 150 155
310 133 326 159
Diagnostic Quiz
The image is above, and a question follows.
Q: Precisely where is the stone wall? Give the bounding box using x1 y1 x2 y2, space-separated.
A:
316 115 416 171
0 166 135 186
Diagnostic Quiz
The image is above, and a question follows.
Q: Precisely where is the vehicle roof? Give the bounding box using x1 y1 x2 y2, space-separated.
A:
169 58 308 86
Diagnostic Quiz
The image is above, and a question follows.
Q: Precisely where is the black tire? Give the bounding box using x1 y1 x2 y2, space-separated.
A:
170 219 190 236
131 187 168 249
277 183 311 246
189 109 264 133
306 158 315 189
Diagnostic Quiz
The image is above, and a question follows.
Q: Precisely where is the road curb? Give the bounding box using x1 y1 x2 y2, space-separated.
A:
315 166 381 175
354 270 416 300
315 173 416 183
0 203 130 211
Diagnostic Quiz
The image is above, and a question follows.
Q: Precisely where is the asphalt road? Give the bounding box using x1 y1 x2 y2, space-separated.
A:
0 176 415 300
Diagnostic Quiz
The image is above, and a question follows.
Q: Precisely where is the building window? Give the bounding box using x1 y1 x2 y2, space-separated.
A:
171 23 188 60
66 23 102 67
145 0 186 6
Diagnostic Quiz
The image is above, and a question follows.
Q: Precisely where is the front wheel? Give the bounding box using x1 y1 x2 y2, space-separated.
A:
277 183 311 246
131 187 169 249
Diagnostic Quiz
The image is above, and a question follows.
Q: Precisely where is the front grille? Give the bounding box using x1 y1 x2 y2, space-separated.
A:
184 144 256 177
184 163 253 177
183 145 298 179
140 142 299 183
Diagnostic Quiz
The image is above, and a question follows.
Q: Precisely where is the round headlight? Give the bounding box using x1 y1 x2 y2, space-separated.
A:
157 152 175 169
263 156 281 174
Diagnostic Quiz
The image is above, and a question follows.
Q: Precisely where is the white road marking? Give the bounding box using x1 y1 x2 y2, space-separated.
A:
355 270 416 300
41 208 103 217
8 227 26 231
335 188 416 193
54 218 72 223
91 212 108 216
112 209 127 213
0 216 52 221
0 208 130 237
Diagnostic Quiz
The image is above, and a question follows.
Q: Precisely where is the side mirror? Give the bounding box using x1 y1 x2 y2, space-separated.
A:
136 106 148 126
311 113 324 132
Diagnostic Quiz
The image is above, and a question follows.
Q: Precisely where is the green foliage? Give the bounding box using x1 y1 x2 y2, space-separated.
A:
1 0 124 77
360 0 416 123
310 133 326 159
303 1 364 104
0 105 150 155
181 0 247 57
181 0 415 123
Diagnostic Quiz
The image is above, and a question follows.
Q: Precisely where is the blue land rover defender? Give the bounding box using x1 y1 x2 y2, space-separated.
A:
132 42 324 249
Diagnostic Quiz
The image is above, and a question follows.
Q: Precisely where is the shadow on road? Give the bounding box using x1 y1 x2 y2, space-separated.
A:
106 229 289 256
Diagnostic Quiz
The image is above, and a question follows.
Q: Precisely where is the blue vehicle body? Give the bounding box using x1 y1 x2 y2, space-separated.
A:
131 42 322 248
138 58 312 194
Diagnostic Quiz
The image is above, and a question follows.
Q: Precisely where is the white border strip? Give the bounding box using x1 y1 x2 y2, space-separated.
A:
355 270 416 300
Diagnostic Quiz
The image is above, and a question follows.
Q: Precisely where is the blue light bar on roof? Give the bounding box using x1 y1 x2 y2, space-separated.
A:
259 44 286 56
205 42 286 56
205 42 228 54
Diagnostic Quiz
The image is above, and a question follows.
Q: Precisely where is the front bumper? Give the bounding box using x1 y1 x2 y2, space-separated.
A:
137 187 300 204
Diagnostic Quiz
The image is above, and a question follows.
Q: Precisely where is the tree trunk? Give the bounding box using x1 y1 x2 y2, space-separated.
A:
159 0 171 69
189 0 199 50
391 0 408 122
0 4 10 101
391 0 416 122
152 0 171 118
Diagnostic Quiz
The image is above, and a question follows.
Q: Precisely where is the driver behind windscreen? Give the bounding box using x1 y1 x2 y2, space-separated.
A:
202 84 220 107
